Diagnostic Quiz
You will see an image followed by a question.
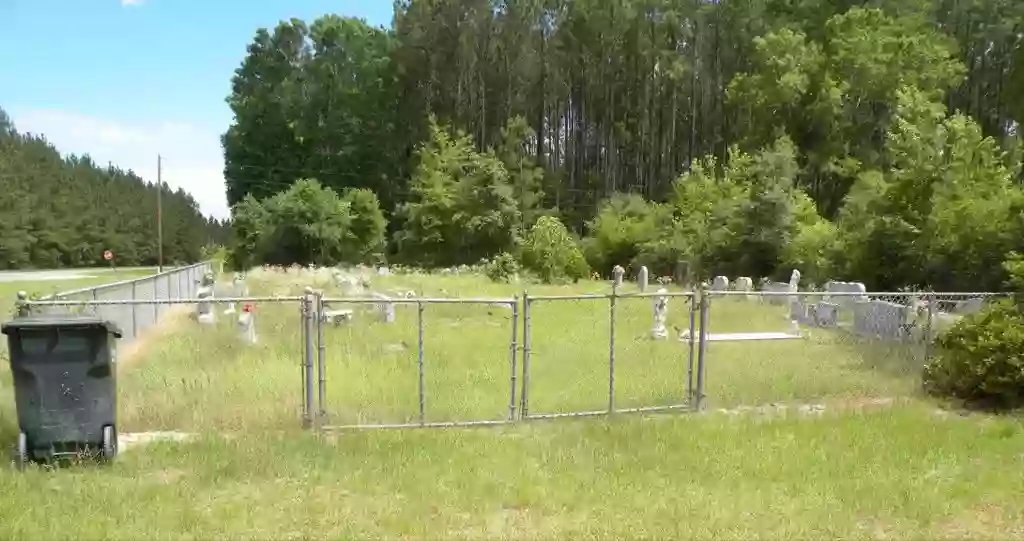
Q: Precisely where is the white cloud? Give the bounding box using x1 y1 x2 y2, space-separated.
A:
10 109 230 219
121 0 145 6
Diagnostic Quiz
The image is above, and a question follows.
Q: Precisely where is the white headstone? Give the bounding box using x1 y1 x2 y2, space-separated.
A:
196 286 215 325
612 265 625 289
237 306 257 344
711 276 729 292
651 288 669 340
638 266 649 293
224 274 248 315
372 292 396 324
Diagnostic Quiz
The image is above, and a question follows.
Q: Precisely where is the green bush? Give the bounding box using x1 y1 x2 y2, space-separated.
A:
484 252 521 283
521 216 590 283
923 301 1024 410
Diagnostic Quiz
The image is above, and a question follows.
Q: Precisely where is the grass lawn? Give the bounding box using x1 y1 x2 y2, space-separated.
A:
0 268 1022 539
0 267 158 317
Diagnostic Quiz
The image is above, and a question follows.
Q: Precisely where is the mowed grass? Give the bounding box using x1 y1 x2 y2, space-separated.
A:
0 269 1023 539
0 267 156 316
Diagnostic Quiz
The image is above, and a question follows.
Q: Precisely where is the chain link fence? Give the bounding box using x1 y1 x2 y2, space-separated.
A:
701 290 1009 410
16 262 215 346
9 276 1008 430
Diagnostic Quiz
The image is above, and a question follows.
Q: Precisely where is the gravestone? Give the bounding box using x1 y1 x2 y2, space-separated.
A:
825 281 868 307
651 288 669 340
955 297 985 315
734 277 754 300
762 281 791 306
236 304 257 345
711 276 729 292
790 299 810 324
638 266 649 293
372 292 396 324
788 269 802 304
612 265 625 289
196 273 216 325
224 274 248 315
853 300 909 341
813 302 839 328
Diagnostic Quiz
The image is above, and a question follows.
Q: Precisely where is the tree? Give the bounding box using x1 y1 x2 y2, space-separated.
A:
394 118 519 266
0 107 223 269
222 16 405 213
228 179 386 268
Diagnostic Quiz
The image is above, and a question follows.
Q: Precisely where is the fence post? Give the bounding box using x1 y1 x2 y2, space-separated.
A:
152 277 158 324
302 288 315 429
417 300 426 426
14 292 29 318
608 283 618 414
316 291 327 425
507 295 519 422
131 281 138 340
924 292 936 364
695 288 710 411
519 293 532 419
687 288 697 404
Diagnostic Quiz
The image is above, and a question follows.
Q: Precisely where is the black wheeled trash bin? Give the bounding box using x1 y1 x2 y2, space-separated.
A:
1 315 122 464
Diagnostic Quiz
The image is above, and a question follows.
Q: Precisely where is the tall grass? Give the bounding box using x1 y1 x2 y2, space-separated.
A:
0 269 1021 539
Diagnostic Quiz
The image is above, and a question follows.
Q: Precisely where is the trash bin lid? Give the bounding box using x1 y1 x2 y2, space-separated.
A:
1 315 122 338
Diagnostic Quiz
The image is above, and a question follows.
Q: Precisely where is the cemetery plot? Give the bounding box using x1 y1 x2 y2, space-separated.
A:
698 289 929 409
318 290 518 428
109 294 306 432
610 292 695 411
522 296 612 417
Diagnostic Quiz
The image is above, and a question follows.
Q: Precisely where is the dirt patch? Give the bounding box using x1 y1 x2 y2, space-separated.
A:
707 396 905 420
931 503 1024 539
117 306 192 370
119 431 194 453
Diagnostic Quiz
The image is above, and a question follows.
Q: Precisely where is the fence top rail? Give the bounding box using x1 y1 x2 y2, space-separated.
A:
710 290 1010 298
24 295 303 306
526 291 696 301
42 261 212 300
322 296 516 305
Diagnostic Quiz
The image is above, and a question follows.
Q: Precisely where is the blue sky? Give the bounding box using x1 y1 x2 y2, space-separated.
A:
0 0 394 219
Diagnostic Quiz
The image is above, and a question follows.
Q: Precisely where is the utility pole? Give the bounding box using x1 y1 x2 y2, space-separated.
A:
157 154 164 273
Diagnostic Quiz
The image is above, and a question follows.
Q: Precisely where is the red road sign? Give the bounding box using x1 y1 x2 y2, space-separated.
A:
103 250 113 261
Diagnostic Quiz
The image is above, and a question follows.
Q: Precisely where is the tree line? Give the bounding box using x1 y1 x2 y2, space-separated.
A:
223 0 1024 292
0 108 229 269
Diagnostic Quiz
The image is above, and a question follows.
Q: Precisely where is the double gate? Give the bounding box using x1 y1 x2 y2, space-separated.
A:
307 290 705 430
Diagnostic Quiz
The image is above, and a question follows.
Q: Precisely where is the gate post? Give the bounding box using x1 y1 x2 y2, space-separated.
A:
695 287 710 411
608 284 618 414
519 293 532 419
687 288 698 405
316 290 327 425
507 295 520 421
302 288 315 429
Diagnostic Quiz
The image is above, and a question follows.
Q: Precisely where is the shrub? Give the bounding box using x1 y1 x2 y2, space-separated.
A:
923 301 1024 410
923 251 1024 410
484 252 521 283
520 216 590 283
582 194 666 276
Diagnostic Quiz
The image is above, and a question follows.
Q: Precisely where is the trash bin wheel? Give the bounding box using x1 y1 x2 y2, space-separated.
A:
101 425 117 461
15 432 28 466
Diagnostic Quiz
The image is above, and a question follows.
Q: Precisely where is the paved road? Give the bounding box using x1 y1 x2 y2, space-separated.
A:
0 269 101 283
0 267 156 284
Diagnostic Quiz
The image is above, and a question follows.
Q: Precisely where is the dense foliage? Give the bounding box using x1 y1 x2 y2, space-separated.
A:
924 253 1024 409
223 1 1024 291
229 179 386 268
0 109 227 269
